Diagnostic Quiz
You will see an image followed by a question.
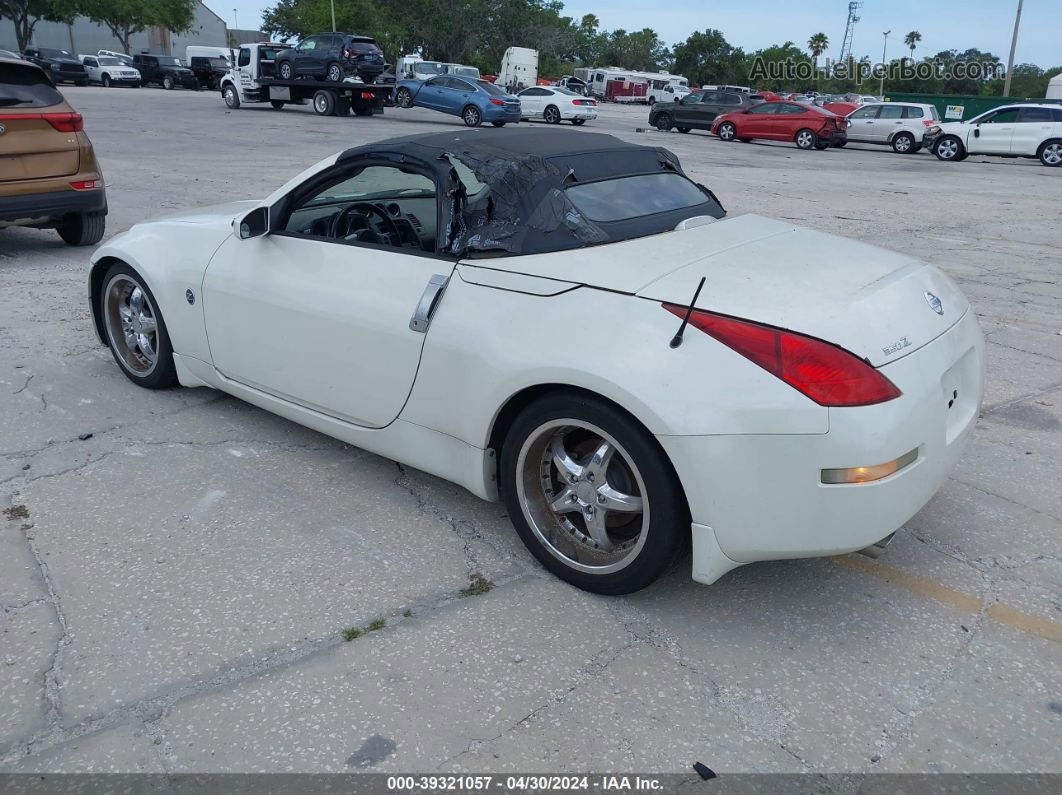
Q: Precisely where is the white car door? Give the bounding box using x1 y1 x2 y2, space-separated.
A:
202 162 455 429
845 105 879 142
519 87 547 117
969 107 1019 154
81 56 100 82
1011 106 1056 156
874 104 905 142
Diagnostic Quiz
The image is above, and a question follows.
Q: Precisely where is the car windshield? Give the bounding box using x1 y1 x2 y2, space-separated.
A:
566 173 710 222
40 49 73 59
453 67 479 78
479 81 509 96
0 62 64 107
156 57 182 66
414 62 444 76
98 57 122 65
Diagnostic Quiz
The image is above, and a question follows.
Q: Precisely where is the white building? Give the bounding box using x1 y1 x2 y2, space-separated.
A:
1 2 228 57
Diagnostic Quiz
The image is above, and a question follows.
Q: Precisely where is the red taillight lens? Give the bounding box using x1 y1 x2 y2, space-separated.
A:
44 112 84 132
922 119 934 127
490 98 506 106
662 305 902 407
361 92 374 100
70 179 102 190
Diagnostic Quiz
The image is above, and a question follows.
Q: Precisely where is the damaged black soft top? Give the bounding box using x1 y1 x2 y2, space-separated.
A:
336 128 726 257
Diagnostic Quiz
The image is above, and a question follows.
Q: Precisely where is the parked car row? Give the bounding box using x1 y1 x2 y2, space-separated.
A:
649 89 1062 166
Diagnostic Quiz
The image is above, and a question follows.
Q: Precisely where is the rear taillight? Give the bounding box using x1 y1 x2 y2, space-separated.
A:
490 98 506 105
45 112 84 132
922 119 934 127
70 179 102 190
662 305 902 407
0 112 84 132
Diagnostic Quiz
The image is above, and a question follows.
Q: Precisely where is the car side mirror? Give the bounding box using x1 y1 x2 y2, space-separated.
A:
237 206 269 239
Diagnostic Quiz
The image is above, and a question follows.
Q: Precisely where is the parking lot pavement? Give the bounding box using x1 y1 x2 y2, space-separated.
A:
1 87 1060 774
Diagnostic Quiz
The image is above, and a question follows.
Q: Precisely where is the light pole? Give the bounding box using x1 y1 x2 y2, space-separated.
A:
233 9 238 29
1003 0 1023 97
330 0 336 32
879 30 890 97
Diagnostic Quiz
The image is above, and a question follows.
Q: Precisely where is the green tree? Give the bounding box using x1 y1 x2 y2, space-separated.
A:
807 32 828 63
903 30 921 60
81 0 198 54
0 0 78 51
672 29 746 87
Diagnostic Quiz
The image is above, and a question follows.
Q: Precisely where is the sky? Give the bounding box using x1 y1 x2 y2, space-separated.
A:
221 0 1057 70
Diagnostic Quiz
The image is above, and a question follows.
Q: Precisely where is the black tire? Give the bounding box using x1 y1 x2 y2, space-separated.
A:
132 82 140 88
676 126 691 134
312 89 336 116
162 75 174 90
491 121 506 127
795 128 817 149
353 104 374 117
395 87 413 108
717 121 737 141
462 104 482 127
891 132 916 154
543 104 561 124
101 74 111 87
500 393 687 595
334 97 351 116
654 112 673 131
223 85 240 109
648 96 655 105
933 135 965 162
75 80 88 87
278 60 294 81
1038 139 1062 167
832 140 847 148
98 262 178 390
814 140 830 150
571 118 586 125
739 137 752 143
57 212 105 246
326 62 343 82
270 99 285 109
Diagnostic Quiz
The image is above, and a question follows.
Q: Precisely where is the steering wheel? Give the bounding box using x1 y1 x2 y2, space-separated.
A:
329 202 403 245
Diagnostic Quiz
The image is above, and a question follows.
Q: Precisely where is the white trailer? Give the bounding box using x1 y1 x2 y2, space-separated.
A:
498 47 538 92
1048 74 1062 100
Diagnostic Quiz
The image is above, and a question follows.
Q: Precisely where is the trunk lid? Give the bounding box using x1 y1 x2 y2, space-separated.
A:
493 214 966 366
634 215 967 366
0 111 80 181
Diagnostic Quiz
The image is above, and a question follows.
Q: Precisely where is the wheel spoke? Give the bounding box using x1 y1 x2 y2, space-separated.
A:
548 488 580 514
550 435 583 483
585 440 614 483
138 334 156 361
118 303 133 322
582 506 613 550
129 287 144 315
596 484 642 513
137 314 157 334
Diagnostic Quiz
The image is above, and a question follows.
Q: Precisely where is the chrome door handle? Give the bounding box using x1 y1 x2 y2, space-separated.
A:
409 274 449 332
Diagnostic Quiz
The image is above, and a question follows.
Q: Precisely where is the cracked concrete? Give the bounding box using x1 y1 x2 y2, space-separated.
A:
0 88 1059 775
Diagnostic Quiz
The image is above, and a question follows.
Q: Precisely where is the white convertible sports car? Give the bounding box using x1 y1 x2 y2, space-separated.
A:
88 129 984 594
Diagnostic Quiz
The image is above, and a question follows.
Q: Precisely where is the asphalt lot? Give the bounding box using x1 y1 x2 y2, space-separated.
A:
1 86 1060 775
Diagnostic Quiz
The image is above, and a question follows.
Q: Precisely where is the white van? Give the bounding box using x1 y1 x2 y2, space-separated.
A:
185 46 232 67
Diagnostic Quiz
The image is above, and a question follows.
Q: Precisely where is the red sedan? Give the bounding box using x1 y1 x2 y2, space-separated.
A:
710 101 847 150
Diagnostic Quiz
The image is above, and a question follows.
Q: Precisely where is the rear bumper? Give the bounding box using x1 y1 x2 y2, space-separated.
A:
483 105 522 122
659 309 984 582
0 187 107 224
823 129 847 144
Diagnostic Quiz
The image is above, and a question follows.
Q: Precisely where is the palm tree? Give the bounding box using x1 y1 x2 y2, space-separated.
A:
807 33 829 63
904 31 922 60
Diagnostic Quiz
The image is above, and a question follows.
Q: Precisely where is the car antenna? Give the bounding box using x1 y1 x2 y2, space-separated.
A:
669 276 706 349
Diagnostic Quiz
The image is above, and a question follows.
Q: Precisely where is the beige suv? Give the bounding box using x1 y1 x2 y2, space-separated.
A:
0 56 107 245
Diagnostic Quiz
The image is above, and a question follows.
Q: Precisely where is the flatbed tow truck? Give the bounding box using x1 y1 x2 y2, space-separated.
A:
219 43 392 116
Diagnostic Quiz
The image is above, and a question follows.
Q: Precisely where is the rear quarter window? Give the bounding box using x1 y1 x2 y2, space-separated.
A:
566 173 711 222
0 62 64 108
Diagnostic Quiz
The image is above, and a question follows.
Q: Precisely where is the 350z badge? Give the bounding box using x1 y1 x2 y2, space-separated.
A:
882 336 912 357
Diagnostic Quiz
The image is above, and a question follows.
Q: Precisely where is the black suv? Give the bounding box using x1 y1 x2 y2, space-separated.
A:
131 54 198 90
275 33 385 83
21 47 88 85
649 90 753 133
188 56 229 90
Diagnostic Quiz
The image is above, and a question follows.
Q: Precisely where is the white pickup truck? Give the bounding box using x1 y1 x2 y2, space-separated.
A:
219 43 392 117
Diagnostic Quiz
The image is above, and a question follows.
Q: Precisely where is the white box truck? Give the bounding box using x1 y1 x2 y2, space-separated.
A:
499 47 538 92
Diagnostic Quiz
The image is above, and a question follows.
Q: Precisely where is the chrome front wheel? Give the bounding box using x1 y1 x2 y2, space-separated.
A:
1041 141 1062 166
99 264 177 388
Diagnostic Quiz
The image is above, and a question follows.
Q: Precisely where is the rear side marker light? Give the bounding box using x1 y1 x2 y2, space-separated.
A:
661 304 902 407
821 448 919 484
70 179 102 190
